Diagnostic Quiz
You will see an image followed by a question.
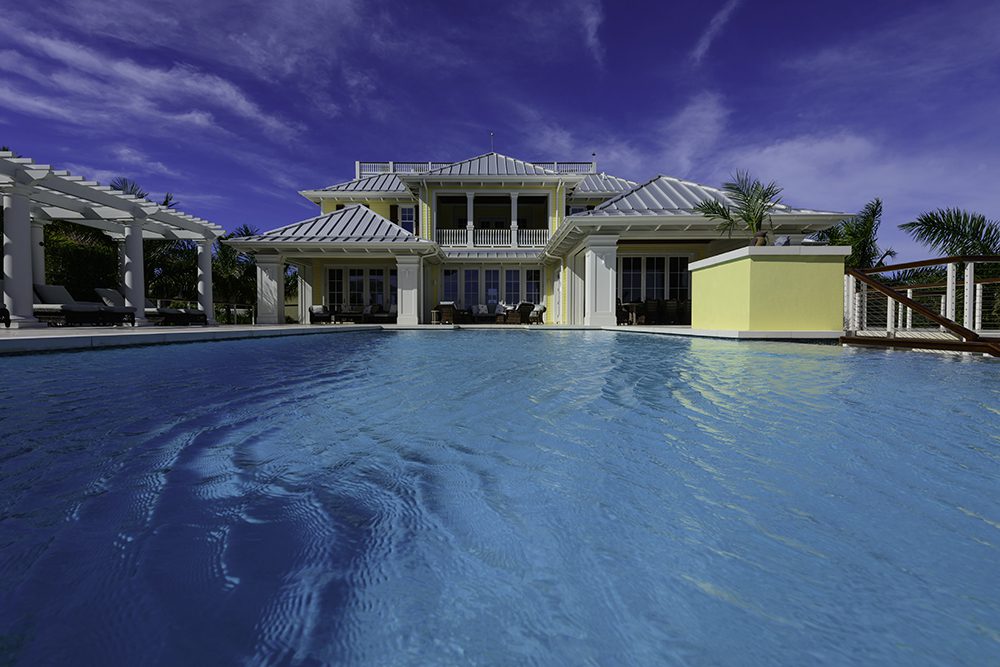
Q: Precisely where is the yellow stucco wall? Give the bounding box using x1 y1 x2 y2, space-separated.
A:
692 253 847 331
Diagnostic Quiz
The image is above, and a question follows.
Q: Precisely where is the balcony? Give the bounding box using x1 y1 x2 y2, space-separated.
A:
435 227 549 248
357 160 596 178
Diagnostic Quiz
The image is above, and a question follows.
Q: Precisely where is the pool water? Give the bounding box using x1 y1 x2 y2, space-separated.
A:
1 331 998 665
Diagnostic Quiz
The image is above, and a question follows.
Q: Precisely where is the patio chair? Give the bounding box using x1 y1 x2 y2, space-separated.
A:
529 304 546 324
616 298 629 326
665 299 679 325
33 284 125 326
309 305 332 324
437 302 456 325
373 303 398 324
471 304 494 324
505 302 535 325
495 302 514 323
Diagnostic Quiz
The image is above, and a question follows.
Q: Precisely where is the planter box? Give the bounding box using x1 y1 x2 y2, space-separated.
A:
690 246 851 332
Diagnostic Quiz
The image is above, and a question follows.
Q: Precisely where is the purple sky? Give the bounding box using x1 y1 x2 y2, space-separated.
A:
3 0 999 260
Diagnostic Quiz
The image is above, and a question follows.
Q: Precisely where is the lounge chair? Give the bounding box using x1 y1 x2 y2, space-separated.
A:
372 304 398 324
34 284 132 326
308 305 332 324
139 296 205 325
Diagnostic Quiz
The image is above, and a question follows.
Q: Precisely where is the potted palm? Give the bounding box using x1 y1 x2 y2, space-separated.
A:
693 171 783 246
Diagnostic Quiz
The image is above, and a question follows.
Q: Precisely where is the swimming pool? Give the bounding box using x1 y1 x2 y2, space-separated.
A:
1 331 998 665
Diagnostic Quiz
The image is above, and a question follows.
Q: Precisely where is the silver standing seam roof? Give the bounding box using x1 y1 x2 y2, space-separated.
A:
420 152 559 177
572 172 637 195
237 204 427 243
574 175 848 217
320 172 409 193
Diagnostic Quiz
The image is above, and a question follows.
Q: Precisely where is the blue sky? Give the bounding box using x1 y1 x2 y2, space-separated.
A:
2 0 999 260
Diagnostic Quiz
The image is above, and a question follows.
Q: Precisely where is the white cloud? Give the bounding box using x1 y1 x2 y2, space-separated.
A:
578 0 605 67
689 0 743 66
658 92 729 174
111 146 177 177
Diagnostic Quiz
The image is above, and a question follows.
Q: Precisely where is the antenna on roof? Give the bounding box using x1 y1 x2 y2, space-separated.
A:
490 132 494 152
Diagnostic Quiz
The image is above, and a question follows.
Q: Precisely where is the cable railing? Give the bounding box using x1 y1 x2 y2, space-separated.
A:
842 256 1000 356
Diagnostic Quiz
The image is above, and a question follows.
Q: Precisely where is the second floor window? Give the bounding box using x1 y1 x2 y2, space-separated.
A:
400 206 415 234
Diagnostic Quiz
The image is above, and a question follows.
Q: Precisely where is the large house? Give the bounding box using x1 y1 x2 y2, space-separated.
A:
227 152 845 326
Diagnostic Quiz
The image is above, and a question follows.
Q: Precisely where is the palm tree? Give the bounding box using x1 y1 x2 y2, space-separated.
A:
813 197 896 269
899 208 1000 256
110 176 175 209
693 171 783 245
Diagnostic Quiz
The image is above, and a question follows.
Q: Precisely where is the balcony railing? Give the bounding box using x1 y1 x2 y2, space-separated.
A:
517 228 549 247
356 160 596 178
474 228 510 246
436 229 467 246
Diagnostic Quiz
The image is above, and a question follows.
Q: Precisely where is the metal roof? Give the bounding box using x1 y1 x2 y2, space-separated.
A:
576 175 848 217
239 205 428 243
572 172 637 195
320 172 409 193
420 152 559 177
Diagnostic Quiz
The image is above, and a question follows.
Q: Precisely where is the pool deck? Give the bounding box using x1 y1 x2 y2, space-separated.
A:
0 322 844 355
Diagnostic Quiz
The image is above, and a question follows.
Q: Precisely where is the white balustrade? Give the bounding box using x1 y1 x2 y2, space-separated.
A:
517 228 549 246
436 229 467 246
473 228 511 247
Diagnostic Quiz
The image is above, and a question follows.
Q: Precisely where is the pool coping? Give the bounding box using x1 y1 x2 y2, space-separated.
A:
0 322 848 356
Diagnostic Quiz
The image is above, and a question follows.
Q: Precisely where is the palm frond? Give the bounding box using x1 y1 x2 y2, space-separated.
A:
109 176 149 200
900 208 1000 256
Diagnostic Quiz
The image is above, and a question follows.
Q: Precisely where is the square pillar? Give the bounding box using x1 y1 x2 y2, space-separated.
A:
2 186 41 327
466 193 475 247
296 263 314 324
510 192 519 248
196 239 216 325
123 220 150 326
396 255 421 326
582 235 618 326
256 255 285 325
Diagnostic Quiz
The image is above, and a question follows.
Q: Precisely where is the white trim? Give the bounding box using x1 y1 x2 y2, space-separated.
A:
688 245 852 271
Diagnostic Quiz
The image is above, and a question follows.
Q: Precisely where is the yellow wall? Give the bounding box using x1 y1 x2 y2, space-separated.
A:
692 253 846 331
320 199 406 218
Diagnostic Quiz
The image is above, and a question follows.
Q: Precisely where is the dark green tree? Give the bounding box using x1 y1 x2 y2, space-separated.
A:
814 198 896 269
693 171 783 245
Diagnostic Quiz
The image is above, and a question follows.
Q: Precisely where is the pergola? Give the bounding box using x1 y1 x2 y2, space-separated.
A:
1 150 224 328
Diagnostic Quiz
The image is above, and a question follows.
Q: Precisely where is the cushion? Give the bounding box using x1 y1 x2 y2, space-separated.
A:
309 305 329 314
95 288 126 308
34 284 75 304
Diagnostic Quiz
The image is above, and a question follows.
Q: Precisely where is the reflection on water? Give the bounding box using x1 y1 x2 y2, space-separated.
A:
1 331 998 665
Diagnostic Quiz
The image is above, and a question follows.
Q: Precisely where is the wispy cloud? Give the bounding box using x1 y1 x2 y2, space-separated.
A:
578 0 605 68
111 146 177 177
658 92 729 174
689 0 743 66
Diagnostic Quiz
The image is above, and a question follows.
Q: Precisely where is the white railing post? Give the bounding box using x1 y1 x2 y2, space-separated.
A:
946 262 957 321
466 221 474 248
510 192 519 248
852 292 861 331
975 283 984 331
844 275 854 329
906 289 913 329
963 262 975 329
939 295 946 331
861 283 868 329
355 161 361 179
886 296 895 334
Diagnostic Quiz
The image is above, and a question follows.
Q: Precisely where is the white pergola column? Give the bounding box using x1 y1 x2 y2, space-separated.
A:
582 235 618 326
510 192 519 248
465 193 475 247
117 239 126 289
396 255 421 326
296 263 313 324
123 220 149 326
30 220 46 285
2 186 41 327
256 255 285 325
196 239 216 325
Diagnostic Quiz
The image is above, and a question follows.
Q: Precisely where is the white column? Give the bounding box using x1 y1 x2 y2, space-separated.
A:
297 263 313 325
466 193 475 247
844 274 855 330
196 239 216 325
963 262 975 330
886 297 895 333
510 192 519 248
396 255 421 326
30 220 46 286
852 292 862 331
906 289 913 329
975 284 983 331
2 186 40 327
945 262 956 322
256 255 284 325
117 239 127 289
123 220 149 326
582 235 618 326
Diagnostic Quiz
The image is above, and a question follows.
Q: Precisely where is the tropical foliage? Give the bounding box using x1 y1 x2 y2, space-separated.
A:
693 171 783 243
899 208 1000 256
814 198 896 269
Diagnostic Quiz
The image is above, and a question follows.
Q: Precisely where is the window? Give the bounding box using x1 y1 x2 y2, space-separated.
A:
669 257 690 300
400 206 415 234
485 269 500 307
348 269 364 307
505 269 520 304
369 270 385 307
568 205 586 215
621 257 642 303
525 269 541 305
645 257 665 301
389 269 397 306
464 269 479 307
443 269 459 302
328 268 343 307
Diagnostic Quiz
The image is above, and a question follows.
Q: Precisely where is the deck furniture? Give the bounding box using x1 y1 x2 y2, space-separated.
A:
372 304 398 324
33 284 128 326
471 304 494 324
437 302 456 324
505 302 535 324
529 304 546 324
143 298 207 325
335 306 364 323
308 305 332 324
495 303 514 323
